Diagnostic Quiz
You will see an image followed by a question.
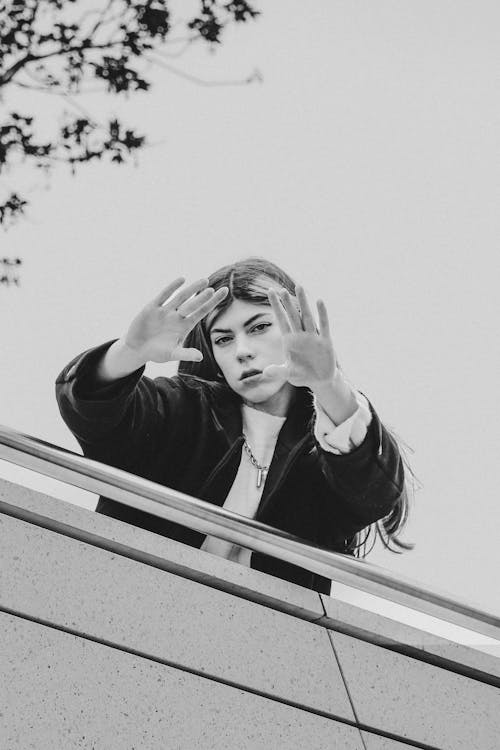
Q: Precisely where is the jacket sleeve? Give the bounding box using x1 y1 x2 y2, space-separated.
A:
314 396 405 532
314 391 372 454
55 339 191 476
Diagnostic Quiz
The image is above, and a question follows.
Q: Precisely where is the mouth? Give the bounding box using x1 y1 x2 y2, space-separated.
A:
240 369 262 381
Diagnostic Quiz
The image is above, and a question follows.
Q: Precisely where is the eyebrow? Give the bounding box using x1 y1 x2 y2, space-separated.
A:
210 312 269 335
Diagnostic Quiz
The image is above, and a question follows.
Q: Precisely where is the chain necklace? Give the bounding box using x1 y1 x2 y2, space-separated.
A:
242 432 269 489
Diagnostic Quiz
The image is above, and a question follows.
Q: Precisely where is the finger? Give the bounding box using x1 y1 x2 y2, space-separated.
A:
177 286 214 317
152 277 186 306
170 346 203 363
295 285 317 333
167 277 209 309
267 289 292 334
279 289 303 331
316 299 331 338
189 286 229 324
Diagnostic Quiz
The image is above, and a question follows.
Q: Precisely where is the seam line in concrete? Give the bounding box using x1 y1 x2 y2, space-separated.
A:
321 600 368 750
318 616 500 689
0 605 443 750
0 502 322 622
3 503 498 690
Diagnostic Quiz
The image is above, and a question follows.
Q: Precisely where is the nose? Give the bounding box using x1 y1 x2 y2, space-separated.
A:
235 334 255 363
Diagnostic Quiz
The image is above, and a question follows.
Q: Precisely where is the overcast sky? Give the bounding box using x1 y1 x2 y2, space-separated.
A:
1 1 499 654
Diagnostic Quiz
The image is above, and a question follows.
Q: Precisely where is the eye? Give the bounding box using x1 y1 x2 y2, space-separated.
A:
214 335 232 346
251 322 271 333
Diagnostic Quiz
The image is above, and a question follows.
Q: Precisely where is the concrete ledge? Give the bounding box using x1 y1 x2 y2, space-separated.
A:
0 477 324 622
0 512 353 718
331 631 500 750
1 612 366 750
319 594 500 687
2 476 499 690
2 477 500 749
360 733 424 749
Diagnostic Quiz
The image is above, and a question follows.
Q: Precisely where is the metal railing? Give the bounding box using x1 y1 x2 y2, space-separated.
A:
1 422 499 641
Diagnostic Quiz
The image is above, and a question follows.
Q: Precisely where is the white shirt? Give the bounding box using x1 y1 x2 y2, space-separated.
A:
201 388 373 566
201 404 286 565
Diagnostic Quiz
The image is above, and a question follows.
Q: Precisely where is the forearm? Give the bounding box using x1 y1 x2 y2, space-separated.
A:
56 340 155 447
95 338 147 383
311 371 358 426
316 403 405 521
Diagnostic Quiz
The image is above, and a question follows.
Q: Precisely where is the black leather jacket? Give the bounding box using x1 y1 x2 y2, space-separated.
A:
55 340 405 594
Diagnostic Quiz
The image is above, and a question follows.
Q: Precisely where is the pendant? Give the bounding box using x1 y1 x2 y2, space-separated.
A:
256 467 267 489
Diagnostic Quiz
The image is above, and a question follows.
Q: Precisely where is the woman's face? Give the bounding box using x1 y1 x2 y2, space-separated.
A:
208 293 295 416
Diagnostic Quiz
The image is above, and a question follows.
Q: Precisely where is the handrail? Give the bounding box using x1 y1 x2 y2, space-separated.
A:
0 423 499 641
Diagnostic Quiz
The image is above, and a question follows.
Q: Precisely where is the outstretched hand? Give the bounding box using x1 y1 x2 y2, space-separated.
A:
124 277 228 364
262 285 338 389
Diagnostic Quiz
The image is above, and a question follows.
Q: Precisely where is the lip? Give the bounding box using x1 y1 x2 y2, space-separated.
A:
240 369 262 381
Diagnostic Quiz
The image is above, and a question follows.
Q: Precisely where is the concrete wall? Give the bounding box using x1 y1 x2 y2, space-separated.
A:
1 477 499 750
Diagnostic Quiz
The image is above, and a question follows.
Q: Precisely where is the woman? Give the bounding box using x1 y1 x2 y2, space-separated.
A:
56 257 411 593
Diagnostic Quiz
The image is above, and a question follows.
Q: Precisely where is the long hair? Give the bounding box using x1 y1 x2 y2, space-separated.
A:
178 256 417 557
178 256 297 382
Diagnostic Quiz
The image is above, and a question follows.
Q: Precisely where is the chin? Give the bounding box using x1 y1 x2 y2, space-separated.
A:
241 382 282 402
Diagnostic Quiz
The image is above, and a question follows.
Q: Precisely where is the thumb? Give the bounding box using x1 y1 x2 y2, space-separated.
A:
262 363 289 380
172 346 203 363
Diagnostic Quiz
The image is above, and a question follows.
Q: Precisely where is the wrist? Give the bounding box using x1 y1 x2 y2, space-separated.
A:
97 338 147 382
312 370 358 425
114 338 148 370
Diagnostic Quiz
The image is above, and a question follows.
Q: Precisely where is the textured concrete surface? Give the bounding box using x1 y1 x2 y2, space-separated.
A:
331 631 500 750
0 513 353 718
360 733 421 749
0 477 324 621
0 612 366 750
321 593 500 681
4 478 500 749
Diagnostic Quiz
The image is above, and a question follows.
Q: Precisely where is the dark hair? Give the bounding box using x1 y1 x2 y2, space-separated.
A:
178 256 416 557
178 256 296 383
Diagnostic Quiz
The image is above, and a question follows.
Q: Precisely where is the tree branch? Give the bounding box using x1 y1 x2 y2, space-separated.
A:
146 54 262 88
1 40 125 88
148 38 200 59
0 0 262 230
1 54 36 87
13 80 106 95
83 0 118 40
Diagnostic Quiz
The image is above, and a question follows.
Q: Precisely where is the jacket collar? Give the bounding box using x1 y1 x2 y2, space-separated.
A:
209 382 315 450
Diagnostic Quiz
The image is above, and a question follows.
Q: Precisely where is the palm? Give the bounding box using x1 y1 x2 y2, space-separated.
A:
124 277 228 364
127 306 190 363
264 286 337 389
282 331 336 387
